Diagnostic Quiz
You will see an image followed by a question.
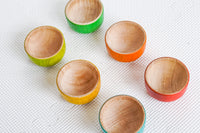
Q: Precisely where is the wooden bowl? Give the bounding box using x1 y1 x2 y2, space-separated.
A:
105 21 146 62
56 60 101 104
99 95 146 133
145 57 190 102
65 0 104 33
24 26 66 67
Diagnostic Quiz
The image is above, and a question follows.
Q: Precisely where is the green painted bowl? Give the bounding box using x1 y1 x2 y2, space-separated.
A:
65 0 104 33
24 26 66 67
99 95 146 133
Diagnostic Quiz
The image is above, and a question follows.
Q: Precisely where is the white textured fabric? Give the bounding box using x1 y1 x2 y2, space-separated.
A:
1 0 200 132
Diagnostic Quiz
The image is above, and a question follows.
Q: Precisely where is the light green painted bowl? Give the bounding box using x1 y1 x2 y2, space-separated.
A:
99 95 146 133
24 26 66 67
65 0 104 33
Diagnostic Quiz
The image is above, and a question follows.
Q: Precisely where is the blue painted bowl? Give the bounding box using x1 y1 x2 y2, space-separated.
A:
99 95 146 133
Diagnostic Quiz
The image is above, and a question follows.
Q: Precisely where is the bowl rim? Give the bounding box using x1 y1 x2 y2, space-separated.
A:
65 0 104 25
99 95 146 132
144 57 190 95
56 59 100 98
105 21 147 55
24 25 64 60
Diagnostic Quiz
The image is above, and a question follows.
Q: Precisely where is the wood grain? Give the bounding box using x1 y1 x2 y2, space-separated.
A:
66 0 103 25
100 95 145 133
57 60 99 97
106 21 145 54
145 57 189 94
24 26 63 59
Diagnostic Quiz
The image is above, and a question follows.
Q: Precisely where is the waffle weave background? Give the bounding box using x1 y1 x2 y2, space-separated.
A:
0 0 200 132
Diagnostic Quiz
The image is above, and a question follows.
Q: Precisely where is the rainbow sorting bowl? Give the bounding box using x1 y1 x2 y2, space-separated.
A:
145 57 190 102
99 95 146 133
24 26 66 67
56 60 101 104
105 21 146 62
65 0 104 33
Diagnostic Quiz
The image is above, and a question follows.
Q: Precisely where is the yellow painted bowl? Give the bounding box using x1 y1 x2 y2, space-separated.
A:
56 60 101 104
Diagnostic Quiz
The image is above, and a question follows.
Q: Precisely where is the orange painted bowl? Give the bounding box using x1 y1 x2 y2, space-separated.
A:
99 95 146 133
56 60 101 105
144 57 190 102
105 21 146 62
